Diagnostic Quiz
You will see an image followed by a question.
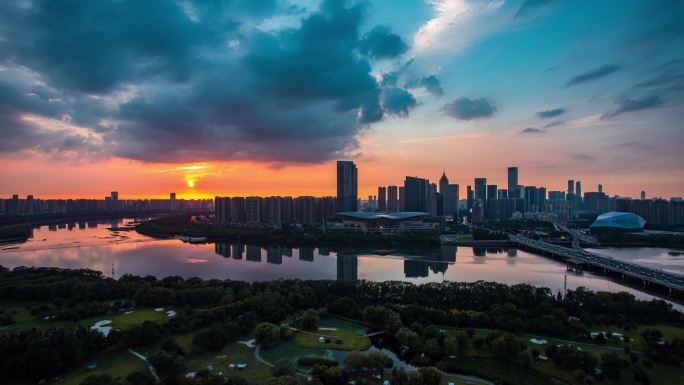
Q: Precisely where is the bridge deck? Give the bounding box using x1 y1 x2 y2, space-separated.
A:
511 236 684 291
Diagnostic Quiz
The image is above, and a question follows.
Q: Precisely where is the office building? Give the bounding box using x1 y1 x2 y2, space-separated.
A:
466 185 474 211
170 192 176 210
575 181 582 198
442 184 459 215
404 176 429 212
336 160 358 212
474 178 487 207
439 172 449 195
508 167 518 196
641 191 646 200
378 186 387 212
387 185 398 212
567 180 574 196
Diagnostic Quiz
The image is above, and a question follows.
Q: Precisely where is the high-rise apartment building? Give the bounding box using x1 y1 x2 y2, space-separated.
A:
378 186 387 212
336 160 358 212
387 185 398 212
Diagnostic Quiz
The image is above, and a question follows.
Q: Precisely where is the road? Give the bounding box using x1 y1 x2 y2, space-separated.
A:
128 349 161 383
512 235 684 291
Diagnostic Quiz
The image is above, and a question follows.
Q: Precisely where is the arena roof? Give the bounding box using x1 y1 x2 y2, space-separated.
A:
590 211 646 231
336 212 428 220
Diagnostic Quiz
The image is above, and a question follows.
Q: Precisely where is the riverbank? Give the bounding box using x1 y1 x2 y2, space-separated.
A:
135 215 442 249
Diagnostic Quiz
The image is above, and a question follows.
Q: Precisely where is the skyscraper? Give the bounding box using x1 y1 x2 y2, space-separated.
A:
439 171 449 194
442 184 459 215
641 191 646 200
170 192 176 210
404 176 429 212
575 180 582 198
598 184 603 194
507 167 518 196
466 185 473 211
377 186 387 212
567 180 574 196
111 191 118 210
336 161 358 212
387 185 398 212
474 178 487 206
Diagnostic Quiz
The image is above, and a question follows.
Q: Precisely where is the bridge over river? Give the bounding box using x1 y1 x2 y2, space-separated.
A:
511 235 684 297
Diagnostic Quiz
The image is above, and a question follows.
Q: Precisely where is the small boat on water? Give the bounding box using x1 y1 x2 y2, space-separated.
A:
173 235 207 244
668 251 683 257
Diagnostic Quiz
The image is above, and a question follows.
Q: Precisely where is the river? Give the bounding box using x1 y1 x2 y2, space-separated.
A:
0 218 681 305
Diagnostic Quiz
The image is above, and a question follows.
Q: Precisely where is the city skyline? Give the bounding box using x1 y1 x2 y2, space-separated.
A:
1 1 683 199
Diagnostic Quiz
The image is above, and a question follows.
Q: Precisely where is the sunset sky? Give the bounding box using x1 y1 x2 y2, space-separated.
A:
1 0 683 200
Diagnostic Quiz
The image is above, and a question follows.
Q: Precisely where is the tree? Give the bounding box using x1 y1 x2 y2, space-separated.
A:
600 352 626 379
367 351 391 374
486 332 524 360
272 359 297 378
255 322 281 349
126 370 154 385
150 351 185 381
395 327 423 353
80 373 120 385
279 324 294 341
344 351 366 373
409 367 442 385
161 338 185 355
193 327 230 351
301 309 319 331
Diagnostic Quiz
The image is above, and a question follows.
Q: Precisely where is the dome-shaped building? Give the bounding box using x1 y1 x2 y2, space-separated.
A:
590 211 646 232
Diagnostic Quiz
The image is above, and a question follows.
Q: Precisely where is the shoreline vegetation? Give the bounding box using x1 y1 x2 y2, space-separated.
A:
1 266 683 385
135 215 443 249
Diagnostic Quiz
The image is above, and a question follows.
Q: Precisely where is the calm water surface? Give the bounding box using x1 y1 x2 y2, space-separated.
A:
586 247 684 275
0 218 680 304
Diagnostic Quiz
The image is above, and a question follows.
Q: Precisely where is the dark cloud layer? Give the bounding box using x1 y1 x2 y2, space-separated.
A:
0 0 426 163
536 107 565 118
520 127 545 134
407 75 444 97
441 97 496 120
566 64 621 87
358 26 408 59
602 95 664 119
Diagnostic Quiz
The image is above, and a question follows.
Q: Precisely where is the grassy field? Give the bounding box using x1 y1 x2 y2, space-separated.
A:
0 307 174 334
0 301 40 324
139 329 273 384
61 348 145 385
293 329 371 350
262 340 336 372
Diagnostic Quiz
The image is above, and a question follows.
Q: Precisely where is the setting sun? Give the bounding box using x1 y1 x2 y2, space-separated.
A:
187 181 195 188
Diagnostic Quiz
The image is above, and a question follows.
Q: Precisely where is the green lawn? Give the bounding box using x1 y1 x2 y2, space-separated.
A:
0 300 41 324
0 307 174 334
140 329 273 384
293 329 371 351
261 340 336 372
61 348 145 385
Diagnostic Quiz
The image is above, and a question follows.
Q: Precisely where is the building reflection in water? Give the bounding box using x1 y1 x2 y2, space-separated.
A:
299 247 314 261
246 245 261 262
210 243 459 280
337 254 358 280
267 246 282 265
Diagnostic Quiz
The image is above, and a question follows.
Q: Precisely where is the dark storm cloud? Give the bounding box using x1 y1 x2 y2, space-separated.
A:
358 26 408 59
515 0 558 18
566 64 621 87
382 88 417 118
406 75 444 97
441 97 496 120
0 0 432 163
536 107 565 118
520 127 545 134
602 95 664 119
